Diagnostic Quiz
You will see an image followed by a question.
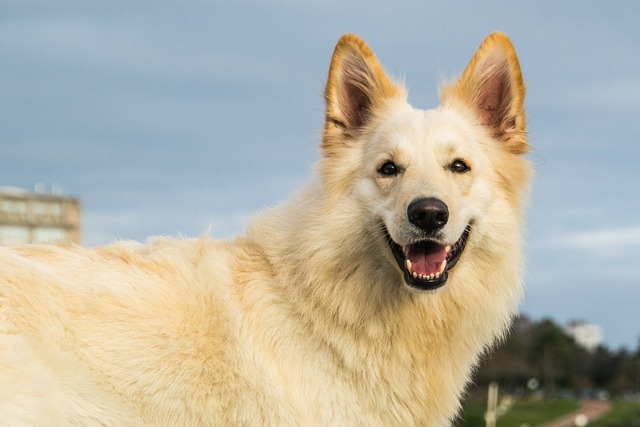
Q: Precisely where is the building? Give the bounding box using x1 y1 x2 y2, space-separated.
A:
566 321 603 352
0 186 81 245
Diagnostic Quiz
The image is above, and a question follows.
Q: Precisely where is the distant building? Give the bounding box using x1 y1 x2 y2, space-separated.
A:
0 187 81 245
566 321 603 352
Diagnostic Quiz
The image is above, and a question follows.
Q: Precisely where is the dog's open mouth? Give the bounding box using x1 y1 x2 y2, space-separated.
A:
385 225 471 291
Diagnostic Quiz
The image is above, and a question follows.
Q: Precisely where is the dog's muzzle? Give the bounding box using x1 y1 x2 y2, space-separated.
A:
384 198 471 291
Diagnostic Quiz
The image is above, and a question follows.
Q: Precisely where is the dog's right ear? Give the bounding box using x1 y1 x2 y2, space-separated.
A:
442 33 528 154
322 34 400 147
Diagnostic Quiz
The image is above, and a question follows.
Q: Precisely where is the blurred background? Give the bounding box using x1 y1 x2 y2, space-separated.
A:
1 1 638 424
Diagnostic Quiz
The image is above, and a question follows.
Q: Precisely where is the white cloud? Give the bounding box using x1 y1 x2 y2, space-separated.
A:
552 225 640 258
82 209 254 247
0 14 278 86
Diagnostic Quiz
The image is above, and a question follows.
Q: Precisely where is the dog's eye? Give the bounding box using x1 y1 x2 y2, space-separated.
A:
450 159 470 174
378 161 399 176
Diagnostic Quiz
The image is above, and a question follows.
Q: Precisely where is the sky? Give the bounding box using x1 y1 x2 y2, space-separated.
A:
1 1 639 350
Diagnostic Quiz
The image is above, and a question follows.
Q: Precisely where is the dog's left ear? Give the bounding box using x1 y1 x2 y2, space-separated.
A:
442 33 528 154
322 34 401 149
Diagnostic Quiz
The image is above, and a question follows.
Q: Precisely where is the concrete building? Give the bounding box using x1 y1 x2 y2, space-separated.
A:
566 321 603 352
0 187 81 245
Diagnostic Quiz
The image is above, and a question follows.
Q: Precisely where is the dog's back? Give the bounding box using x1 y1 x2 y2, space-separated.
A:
2 236 419 425
0 239 239 424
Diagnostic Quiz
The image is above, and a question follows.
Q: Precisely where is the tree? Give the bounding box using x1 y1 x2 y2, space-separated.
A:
528 319 577 394
469 315 640 396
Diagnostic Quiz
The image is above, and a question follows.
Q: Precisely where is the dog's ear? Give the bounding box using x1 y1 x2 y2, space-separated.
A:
442 33 528 154
323 34 400 143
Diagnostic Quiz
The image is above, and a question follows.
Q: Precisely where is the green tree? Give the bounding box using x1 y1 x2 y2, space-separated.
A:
468 316 640 396
528 319 577 394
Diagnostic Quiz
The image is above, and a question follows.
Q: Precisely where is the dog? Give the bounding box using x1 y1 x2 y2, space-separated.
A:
0 33 531 425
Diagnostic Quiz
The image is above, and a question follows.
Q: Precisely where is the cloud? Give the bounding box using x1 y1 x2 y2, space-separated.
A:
0 12 282 93
83 207 255 247
552 225 640 258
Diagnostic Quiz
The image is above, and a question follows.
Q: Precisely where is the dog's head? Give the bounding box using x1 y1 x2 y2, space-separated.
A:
320 33 530 292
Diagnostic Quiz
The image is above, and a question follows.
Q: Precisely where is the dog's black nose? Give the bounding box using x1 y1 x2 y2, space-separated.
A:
407 198 449 232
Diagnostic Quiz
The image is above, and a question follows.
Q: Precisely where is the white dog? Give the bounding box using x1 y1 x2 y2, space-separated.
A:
0 32 531 425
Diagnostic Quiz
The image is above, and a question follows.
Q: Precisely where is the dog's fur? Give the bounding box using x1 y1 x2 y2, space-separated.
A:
0 33 531 425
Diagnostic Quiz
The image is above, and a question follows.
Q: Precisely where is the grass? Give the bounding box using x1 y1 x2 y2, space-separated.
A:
458 397 640 427
457 397 580 426
499 399 581 427
590 400 640 427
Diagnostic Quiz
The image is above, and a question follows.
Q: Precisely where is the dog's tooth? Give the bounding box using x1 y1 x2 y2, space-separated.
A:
412 272 418 279
405 259 412 272
445 245 452 254
439 260 447 274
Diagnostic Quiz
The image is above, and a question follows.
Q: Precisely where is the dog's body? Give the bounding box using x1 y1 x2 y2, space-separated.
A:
0 33 531 425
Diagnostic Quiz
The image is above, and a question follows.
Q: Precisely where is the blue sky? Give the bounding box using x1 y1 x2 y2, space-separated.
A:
1 1 639 349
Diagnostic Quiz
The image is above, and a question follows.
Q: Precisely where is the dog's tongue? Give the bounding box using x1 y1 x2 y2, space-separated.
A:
405 242 447 276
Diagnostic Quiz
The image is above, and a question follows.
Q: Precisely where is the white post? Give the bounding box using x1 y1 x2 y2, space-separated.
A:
485 381 498 427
